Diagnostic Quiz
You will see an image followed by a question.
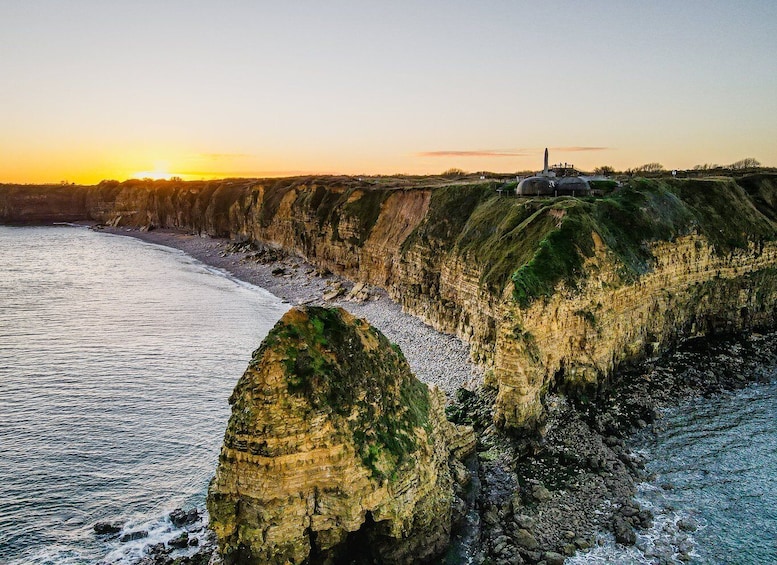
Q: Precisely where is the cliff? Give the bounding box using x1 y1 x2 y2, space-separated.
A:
4 173 777 429
0 183 89 223
206 306 476 565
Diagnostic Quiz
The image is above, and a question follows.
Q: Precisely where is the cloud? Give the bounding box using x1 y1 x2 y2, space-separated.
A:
417 150 528 158
549 146 609 152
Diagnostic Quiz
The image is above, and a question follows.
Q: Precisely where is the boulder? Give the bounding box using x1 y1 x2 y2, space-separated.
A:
346 282 371 302
322 282 344 301
613 515 636 546
513 528 539 550
531 484 552 502
93 521 122 535
119 530 148 542
169 508 199 527
544 551 566 565
168 532 190 549
677 517 699 532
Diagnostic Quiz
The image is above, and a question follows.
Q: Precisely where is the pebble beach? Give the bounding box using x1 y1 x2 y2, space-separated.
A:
104 227 482 398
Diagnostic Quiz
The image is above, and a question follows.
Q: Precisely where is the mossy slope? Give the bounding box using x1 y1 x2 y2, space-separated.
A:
208 306 466 565
246 306 430 479
407 176 777 308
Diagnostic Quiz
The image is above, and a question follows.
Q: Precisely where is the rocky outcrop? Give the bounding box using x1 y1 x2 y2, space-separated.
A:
0 183 89 223
492 233 777 428
206 306 475 565
5 174 777 430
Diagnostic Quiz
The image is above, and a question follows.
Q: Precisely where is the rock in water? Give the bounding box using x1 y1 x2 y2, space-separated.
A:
207 306 475 565
169 507 199 527
93 521 122 535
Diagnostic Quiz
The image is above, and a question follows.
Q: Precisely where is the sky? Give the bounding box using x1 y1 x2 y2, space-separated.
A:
1 0 776 183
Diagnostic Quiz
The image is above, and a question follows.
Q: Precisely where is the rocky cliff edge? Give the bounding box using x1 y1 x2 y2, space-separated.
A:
206 306 475 565
6 174 777 430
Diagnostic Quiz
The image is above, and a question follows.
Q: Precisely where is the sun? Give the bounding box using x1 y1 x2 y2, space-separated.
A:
131 161 176 181
132 170 175 180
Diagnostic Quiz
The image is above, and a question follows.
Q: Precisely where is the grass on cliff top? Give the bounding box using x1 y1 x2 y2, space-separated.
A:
252 306 431 481
446 182 694 304
509 178 776 307
414 176 777 308
668 177 777 249
400 182 499 252
289 184 392 246
736 173 777 224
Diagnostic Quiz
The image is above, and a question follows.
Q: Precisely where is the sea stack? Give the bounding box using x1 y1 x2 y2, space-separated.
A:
207 306 475 565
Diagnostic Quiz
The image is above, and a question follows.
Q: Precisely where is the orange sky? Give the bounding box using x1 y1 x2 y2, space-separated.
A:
2 2 776 184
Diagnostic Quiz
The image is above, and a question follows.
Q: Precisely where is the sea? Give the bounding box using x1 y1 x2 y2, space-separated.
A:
571 380 777 565
0 225 289 564
0 225 775 564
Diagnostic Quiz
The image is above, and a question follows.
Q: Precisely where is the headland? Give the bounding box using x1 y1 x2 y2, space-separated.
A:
3 171 777 563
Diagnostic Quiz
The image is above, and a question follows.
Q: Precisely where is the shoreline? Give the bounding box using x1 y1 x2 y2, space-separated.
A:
98 225 631 563
450 330 777 565
94 225 777 565
99 226 482 398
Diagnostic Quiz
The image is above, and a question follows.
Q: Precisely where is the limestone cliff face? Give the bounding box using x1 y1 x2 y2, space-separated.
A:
206 306 475 565
5 174 777 430
0 184 88 223
492 234 777 427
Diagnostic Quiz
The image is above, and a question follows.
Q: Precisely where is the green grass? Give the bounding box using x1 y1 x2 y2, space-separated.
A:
591 179 695 275
588 179 618 193
511 210 592 307
401 183 496 252
736 174 777 224
508 177 777 306
254 307 431 481
408 175 777 309
457 197 556 294
669 177 775 250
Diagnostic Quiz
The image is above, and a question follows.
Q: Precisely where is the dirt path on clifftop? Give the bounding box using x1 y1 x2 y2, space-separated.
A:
100 227 482 397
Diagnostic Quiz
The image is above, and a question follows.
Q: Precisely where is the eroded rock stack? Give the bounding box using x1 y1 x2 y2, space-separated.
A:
207 306 475 565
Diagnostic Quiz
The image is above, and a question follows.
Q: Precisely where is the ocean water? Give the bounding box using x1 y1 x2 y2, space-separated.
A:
570 380 777 565
0 225 289 564
3 225 776 565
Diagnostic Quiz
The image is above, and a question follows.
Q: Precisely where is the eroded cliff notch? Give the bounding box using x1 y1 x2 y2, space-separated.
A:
207 306 475 565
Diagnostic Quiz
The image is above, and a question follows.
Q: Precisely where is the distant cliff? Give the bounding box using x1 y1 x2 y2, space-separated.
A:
207 306 475 564
4 173 777 429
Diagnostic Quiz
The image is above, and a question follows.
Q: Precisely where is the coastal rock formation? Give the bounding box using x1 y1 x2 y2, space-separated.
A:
5 174 777 429
492 231 777 428
206 306 475 565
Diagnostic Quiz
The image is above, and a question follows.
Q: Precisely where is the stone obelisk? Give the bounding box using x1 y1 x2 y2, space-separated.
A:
543 148 549 175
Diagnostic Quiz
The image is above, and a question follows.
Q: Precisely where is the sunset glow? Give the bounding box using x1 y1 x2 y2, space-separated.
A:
131 164 176 181
1 2 776 184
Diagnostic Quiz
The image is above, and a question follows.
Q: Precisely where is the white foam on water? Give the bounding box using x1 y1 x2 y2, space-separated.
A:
568 475 704 564
7 546 86 565
0 226 287 564
99 507 210 564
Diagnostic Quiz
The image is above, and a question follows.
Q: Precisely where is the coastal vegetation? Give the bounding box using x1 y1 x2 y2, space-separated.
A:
399 175 777 308
257 306 431 479
208 306 474 564
4 171 777 432
5 170 777 564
